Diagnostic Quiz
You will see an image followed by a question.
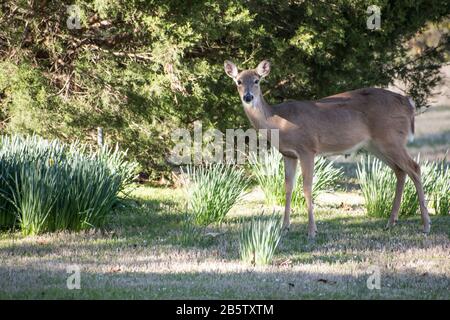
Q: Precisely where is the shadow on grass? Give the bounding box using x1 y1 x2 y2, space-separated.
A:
108 196 183 237
280 214 449 263
1 190 448 290
0 212 448 299
2 199 448 259
196 212 450 269
0 263 449 299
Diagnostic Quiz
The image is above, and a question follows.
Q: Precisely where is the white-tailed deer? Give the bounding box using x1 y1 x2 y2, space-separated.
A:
224 60 431 238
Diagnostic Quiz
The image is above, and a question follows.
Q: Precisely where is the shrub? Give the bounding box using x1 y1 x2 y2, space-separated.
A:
248 148 343 208
0 134 137 234
181 163 249 226
239 213 282 266
2 2 448 178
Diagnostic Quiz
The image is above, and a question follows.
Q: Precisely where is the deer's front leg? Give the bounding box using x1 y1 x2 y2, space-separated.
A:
300 153 317 238
283 156 298 231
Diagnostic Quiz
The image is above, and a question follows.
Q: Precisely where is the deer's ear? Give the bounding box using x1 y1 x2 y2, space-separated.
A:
256 60 271 77
224 60 238 78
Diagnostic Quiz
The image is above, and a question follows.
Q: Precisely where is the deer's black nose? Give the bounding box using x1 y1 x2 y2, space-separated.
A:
243 93 253 103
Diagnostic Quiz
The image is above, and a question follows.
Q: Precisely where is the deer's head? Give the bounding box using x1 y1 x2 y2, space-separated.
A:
224 60 270 107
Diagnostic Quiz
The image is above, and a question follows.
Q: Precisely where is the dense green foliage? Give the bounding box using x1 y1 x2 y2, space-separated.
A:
249 148 343 208
357 155 449 217
0 1 448 178
0 135 137 234
181 163 249 226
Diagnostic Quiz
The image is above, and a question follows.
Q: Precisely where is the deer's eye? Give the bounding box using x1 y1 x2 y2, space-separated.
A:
254 79 259 84
237 80 242 85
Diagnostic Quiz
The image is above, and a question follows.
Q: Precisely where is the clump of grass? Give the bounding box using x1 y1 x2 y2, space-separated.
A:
430 157 449 216
94 144 138 193
0 134 137 234
299 156 344 207
181 163 250 226
356 156 395 217
248 149 284 205
10 160 61 235
248 148 343 208
399 156 436 216
357 154 449 218
0 169 17 230
239 213 282 266
179 211 202 246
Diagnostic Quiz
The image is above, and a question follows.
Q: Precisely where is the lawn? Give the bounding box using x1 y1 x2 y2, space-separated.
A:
0 106 449 300
0 183 449 299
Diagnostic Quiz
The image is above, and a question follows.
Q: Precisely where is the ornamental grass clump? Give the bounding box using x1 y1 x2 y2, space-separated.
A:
357 156 397 217
0 134 137 234
430 158 450 216
239 213 282 266
357 154 449 217
181 163 250 226
248 148 343 208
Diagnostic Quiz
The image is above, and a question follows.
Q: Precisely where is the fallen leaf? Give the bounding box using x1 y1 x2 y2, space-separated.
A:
109 266 121 273
317 278 337 285
278 259 293 267
205 232 223 238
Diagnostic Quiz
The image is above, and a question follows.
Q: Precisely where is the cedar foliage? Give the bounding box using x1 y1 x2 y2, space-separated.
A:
0 1 448 179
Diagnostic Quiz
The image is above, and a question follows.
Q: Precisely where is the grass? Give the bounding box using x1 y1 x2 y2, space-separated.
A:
0 135 137 234
357 155 449 217
0 106 448 299
407 105 450 160
181 163 249 226
0 184 449 299
430 157 450 216
248 149 343 208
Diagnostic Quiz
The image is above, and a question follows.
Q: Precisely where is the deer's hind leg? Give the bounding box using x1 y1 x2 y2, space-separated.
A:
369 141 431 234
387 167 406 228
400 152 431 234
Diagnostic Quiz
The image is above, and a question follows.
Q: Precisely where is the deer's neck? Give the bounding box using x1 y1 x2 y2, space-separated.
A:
243 94 274 130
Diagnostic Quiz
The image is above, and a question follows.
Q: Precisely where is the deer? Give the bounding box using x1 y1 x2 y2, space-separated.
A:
224 59 431 238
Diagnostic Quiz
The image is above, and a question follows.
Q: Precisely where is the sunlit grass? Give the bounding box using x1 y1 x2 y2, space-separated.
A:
0 185 449 299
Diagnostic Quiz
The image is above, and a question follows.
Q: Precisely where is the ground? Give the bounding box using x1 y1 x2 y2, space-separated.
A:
0 106 449 300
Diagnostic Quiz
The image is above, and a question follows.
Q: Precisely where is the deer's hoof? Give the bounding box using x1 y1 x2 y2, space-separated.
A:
307 230 317 239
385 220 397 230
422 223 431 235
307 223 317 239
